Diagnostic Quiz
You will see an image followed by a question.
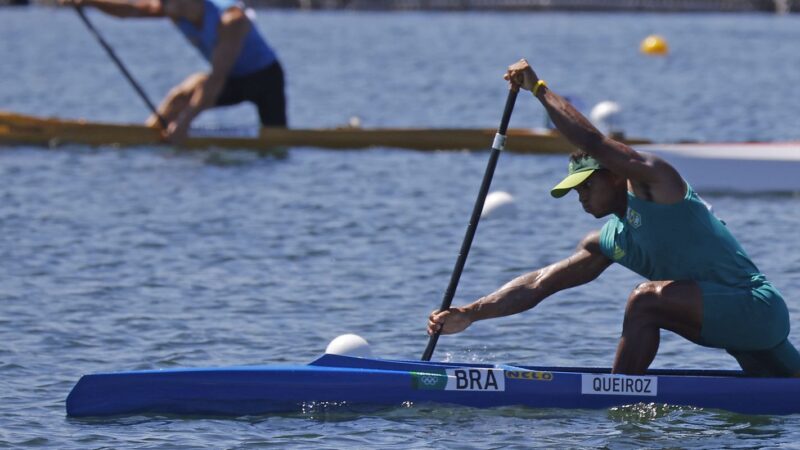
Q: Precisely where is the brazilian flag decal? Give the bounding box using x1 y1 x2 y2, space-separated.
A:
411 370 448 390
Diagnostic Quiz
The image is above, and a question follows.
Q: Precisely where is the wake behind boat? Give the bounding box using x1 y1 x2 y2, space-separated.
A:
66 351 800 417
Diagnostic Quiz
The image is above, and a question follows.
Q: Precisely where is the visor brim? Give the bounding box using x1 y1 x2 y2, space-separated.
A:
550 169 596 198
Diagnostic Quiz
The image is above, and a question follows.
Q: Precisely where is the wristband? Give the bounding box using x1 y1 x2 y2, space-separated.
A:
532 80 547 97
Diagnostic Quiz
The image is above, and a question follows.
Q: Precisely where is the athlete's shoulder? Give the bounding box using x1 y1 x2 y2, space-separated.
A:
578 230 603 253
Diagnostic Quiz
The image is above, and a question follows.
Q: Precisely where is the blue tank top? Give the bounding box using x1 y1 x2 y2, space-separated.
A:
599 183 766 288
175 0 277 77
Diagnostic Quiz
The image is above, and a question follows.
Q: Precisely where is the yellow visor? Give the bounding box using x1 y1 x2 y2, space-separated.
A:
550 156 602 198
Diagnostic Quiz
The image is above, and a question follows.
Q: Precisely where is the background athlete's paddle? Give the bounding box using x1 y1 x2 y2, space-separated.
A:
73 5 168 129
422 88 519 361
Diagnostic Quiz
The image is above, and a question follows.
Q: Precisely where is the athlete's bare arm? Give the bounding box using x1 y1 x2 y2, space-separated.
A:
166 7 249 141
192 7 249 108
427 231 612 335
59 0 164 18
505 59 686 204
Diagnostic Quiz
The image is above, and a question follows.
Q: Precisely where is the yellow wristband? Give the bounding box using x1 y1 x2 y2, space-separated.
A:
532 80 547 96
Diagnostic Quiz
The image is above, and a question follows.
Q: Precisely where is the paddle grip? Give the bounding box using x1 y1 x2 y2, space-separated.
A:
422 89 518 361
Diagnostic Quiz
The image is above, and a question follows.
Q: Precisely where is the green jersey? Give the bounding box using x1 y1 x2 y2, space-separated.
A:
599 184 765 288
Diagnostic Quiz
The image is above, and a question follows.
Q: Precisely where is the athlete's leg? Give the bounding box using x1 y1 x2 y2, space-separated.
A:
145 73 208 127
729 339 800 377
701 282 796 376
255 62 287 127
612 280 703 375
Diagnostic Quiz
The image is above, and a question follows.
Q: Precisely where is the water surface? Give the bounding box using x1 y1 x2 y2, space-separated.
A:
1 8 800 449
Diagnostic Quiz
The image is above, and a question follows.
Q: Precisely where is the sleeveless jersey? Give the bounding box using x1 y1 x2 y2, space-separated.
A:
599 184 766 288
175 0 277 77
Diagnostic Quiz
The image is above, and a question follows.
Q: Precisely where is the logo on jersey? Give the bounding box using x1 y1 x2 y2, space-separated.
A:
612 244 626 261
626 208 642 229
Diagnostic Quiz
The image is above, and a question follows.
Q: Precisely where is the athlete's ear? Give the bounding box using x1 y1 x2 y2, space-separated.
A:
610 171 627 190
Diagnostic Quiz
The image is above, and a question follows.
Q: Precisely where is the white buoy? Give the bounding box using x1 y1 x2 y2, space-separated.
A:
590 101 622 135
481 191 516 219
325 334 373 358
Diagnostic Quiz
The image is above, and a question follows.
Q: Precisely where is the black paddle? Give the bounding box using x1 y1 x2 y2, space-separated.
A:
73 5 168 129
422 88 519 361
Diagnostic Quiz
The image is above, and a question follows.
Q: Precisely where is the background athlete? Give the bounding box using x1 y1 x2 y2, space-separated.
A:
61 0 287 143
428 58 800 377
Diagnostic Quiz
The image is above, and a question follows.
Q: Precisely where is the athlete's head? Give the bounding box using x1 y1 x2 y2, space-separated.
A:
550 151 626 218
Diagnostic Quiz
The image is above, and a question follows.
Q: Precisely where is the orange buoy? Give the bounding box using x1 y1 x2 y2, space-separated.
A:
640 35 669 56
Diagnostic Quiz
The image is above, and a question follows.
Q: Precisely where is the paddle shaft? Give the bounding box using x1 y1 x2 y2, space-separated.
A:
422 88 518 361
74 6 168 129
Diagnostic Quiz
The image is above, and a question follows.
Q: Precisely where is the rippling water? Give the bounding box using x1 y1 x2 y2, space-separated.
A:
2 7 800 449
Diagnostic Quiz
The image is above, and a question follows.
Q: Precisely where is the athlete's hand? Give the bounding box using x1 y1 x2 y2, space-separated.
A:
504 58 540 92
164 118 190 145
427 307 473 336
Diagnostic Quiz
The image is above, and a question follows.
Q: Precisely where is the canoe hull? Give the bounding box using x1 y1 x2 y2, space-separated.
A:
0 110 649 153
66 354 800 417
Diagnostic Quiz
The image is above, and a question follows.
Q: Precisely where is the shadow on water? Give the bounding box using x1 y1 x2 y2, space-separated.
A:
196 147 289 167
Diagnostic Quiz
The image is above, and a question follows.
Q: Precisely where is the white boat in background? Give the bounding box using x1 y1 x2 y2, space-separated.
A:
637 142 800 194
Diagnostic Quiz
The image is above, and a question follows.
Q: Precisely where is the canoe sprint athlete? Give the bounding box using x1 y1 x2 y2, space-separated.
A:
61 0 287 143
428 58 800 377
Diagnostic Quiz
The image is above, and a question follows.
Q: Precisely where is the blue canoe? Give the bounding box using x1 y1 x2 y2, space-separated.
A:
66 354 800 417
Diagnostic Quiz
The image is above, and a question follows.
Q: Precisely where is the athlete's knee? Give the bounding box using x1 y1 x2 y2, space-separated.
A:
627 282 661 308
623 282 661 324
